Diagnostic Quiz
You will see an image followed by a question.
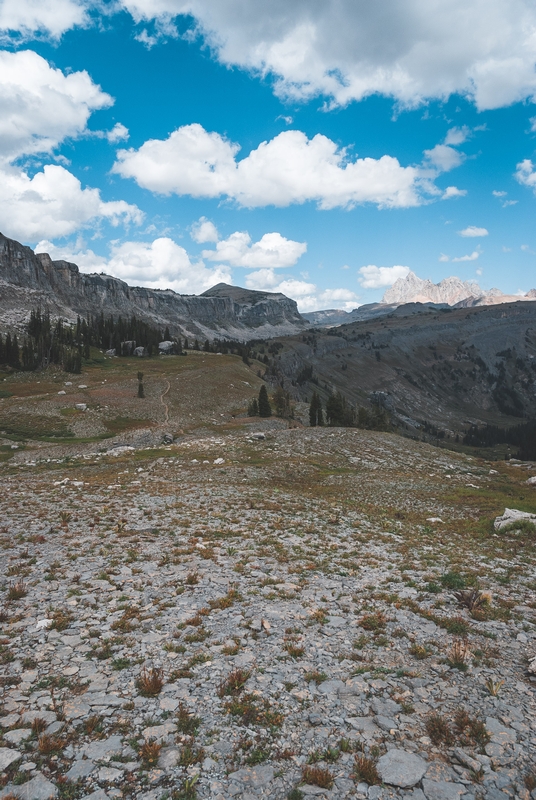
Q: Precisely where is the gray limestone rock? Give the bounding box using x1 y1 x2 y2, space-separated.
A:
0 747 22 770
227 766 274 788
377 749 427 788
83 736 123 762
8 772 58 800
422 780 465 800
66 759 96 781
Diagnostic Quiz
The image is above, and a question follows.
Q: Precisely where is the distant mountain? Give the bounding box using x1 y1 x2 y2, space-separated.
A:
383 270 535 307
304 272 536 331
0 232 307 341
271 300 536 437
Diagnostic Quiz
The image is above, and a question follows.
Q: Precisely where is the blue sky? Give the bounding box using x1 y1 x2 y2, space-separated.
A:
1 1 536 311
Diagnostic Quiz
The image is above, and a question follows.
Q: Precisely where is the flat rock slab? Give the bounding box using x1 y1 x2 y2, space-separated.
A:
422 779 465 800
347 716 378 732
142 721 176 741
377 749 427 788
227 766 274 787
485 717 517 744
66 759 96 781
0 747 22 770
83 735 123 761
6 772 58 800
3 729 31 746
81 792 110 800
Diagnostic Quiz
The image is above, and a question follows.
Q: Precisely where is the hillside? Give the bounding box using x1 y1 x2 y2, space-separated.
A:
263 301 536 442
0 233 307 342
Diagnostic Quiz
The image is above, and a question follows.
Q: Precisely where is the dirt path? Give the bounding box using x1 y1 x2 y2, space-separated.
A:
161 379 170 424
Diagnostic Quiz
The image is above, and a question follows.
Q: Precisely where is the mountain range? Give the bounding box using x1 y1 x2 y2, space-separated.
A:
0 232 306 341
303 271 536 327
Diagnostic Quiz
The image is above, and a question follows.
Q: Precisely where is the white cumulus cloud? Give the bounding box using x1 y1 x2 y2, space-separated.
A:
118 0 536 111
458 226 488 237
0 164 143 241
190 216 219 243
358 264 410 289
423 144 464 173
0 50 112 162
442 186 467 199
515 159 536 193
244 269 359 311
4 2 536 111
113 124 420 209
37 237 232 295
202 231 306 268
0 0 87 40
452 250 480 262
106 123 129 143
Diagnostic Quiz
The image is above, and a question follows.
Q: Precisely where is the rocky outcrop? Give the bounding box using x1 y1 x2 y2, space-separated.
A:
0 232 307 341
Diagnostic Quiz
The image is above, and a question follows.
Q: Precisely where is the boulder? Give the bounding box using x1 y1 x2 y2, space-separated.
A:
121 340 136 356
105 349 116 356
494 508 536 531
134 346 147 357
377 749 427 787
158 341 174 354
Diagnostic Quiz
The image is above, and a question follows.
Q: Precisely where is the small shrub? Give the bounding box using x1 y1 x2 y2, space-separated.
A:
172 775 199 800
31 717 48 735
442 616 470 636
301 766 334 790
484 677 504 696
59 511 71 528
425 712 453 746
83 715 103 736
185 571 199 585
453 589 490 612
285 643 305 659
112 657 131 671
440 571 466 590
409 643 431 659
359 612 386 632
178 739 204 766
304 670 327 684
447 638 471 671
454 709 490 750
218 668 250 697
137 666 164 697
524 770 536 792
6 580 27 601
287 791 304 800
38 734 63 754
176 702 201 735
51 609 73 632
139 739 162 767
353 754 381 785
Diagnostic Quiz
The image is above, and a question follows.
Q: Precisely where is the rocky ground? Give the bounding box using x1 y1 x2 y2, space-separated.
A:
0 422 535 800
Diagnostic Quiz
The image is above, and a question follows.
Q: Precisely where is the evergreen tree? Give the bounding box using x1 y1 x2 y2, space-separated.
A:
137 371 144 398
258 385 272 417
273 386 292 418
309 391 324 427
326 391 354 427
247 398 259 416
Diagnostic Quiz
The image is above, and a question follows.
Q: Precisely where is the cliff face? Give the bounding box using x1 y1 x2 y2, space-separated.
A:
0 232 307 341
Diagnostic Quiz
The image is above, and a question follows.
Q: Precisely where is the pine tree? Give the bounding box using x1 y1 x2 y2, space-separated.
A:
247 398 259 416
258 385 272 417
309 391 324 427
137 371 144 398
